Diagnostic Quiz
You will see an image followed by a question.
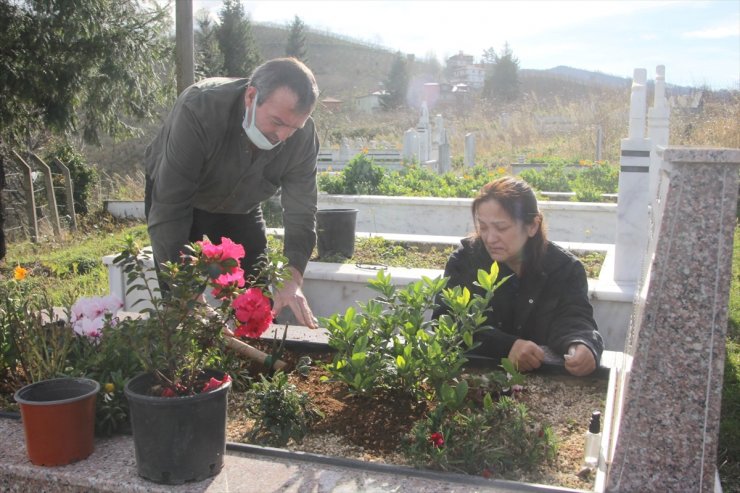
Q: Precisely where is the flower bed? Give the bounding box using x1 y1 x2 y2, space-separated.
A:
225 342 608 490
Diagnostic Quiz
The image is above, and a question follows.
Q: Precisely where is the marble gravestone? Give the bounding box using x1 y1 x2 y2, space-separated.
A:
606 146 740 492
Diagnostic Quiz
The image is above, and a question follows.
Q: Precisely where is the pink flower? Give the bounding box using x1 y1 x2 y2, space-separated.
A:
215 269 246 288
211 269 247 298
233 288 273 338
70 295 122 339
202 374 232 393
429 432 445 448
218 237 245 263
197 237 245 265
197 238 222 259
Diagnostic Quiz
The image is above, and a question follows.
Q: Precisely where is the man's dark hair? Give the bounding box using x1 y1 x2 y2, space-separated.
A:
249 57 319 115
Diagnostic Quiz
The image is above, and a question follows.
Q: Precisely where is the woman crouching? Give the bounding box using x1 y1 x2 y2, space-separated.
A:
433 176 604 376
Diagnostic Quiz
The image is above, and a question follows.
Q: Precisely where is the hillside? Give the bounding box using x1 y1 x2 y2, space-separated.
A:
81 21 711 178
253 22 401 98
82 22 437 175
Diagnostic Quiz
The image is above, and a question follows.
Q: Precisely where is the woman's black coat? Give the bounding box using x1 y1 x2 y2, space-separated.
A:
432 238 604 364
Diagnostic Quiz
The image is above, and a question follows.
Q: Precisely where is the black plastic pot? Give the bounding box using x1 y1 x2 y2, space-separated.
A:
124 370 231 485
316 208 359 259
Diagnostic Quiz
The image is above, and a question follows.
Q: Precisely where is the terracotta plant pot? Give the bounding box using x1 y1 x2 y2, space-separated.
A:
14 377 100 466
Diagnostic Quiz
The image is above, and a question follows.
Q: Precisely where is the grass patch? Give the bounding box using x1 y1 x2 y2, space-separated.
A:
0 212 149 304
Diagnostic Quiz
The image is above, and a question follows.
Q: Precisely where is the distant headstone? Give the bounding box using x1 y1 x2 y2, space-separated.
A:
402 128 419 162
464 133 476 167
433 114 444 146
339 138 351 163
437 130 450 174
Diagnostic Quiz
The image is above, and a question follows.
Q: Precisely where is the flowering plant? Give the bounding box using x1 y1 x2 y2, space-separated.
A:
70 295 123 339
112 234 287 397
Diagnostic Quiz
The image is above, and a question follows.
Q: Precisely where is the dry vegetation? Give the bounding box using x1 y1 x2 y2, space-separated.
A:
78 22 738 202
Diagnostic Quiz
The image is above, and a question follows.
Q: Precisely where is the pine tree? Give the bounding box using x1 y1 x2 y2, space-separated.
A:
482 42 520 102
380 52 410 110
194 9 224 78
217 0 261 77
285 15 308 63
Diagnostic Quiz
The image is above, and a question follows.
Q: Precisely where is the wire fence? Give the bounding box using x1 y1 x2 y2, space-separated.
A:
1 154 79 244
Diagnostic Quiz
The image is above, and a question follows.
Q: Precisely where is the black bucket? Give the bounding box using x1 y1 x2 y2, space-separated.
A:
316 208 358 259
124 370 231 484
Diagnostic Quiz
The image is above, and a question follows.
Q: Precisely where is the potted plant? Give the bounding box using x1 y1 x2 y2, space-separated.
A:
112 235 286 484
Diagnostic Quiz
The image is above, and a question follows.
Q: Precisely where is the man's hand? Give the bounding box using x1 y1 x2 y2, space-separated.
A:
563 344 596 376
272 266 318 329
508 339 545 372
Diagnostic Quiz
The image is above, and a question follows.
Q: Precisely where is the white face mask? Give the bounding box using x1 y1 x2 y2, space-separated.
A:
242 91 279 151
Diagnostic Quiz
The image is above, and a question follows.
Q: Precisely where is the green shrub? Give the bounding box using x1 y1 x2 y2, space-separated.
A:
519 162 575 193
571 161 619 202
244 371 322 447
321 264 509 398
342 153 385 194
405 394 557 477
44 141 98 215
318 152 507 198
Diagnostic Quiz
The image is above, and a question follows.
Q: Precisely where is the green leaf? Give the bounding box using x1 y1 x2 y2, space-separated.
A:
455 380 468 403
483 392 494 411
396 355 406 369
501 357 516 374
441 382 454 402
462 331 473 347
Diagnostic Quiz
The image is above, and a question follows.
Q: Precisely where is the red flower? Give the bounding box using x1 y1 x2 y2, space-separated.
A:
202 374 232 393
233 288 274 338
161 387 176 398
428 431 445 448
481 468 492 479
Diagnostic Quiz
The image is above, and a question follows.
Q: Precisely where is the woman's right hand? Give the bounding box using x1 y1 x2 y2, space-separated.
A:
508 339 545 372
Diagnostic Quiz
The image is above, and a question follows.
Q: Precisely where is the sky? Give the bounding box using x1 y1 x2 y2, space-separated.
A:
191 0 740 90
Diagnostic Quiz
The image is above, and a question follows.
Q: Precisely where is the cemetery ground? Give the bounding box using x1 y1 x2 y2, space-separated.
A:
0 213 738 491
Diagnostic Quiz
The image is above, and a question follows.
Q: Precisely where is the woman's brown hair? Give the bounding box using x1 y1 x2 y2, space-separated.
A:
471 177 548 277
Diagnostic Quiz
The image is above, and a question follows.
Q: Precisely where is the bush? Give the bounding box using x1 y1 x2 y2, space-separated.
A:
44 141 98 215
518 160 619 202
571 161 619 202
519 161 575 193
244 371 321 447
318 152 507 198
405 395 556 477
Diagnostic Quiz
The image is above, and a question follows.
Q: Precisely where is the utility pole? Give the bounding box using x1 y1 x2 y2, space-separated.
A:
175 0 194 94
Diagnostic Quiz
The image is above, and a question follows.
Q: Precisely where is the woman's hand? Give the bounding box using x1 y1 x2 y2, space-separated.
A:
508 339 545 372
564 344 596 376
